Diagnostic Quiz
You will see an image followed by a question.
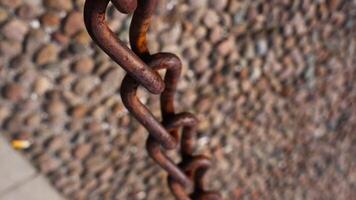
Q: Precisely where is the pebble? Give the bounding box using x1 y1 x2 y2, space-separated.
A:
46 100 66 116
209 0 228 11
69 104 87 118
40 11 60 27
209 26 225 43
203 10 220 28
73 30 91 45
72 57 94 75
16 3 38 19
193 25 207 40
160 23 182 44
73 76 98 96
73 143 92 159
0 0 22 9
33 75 53 95
188 0 208 8
99 167 114 181
37 153 59 173
84 155 109 174
24 29 47 54
2 83 24 101
0 7 8 22
63 11 84 36
217 37 235 56
46 135 65 152
51 31 69 45
35 44 58 65
43 0 72 11
256 38 268 55
10 54 33 69
24 113 41 127
193 56 210 73
0 105 10 121
1 18 28 41
16 69 37 83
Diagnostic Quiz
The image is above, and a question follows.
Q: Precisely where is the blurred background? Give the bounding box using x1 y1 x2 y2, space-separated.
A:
0 0 355 199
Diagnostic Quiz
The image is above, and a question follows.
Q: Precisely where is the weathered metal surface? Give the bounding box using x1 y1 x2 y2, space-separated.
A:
84 0 221 199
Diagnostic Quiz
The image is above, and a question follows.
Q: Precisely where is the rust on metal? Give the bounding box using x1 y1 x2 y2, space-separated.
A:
84 0 222 199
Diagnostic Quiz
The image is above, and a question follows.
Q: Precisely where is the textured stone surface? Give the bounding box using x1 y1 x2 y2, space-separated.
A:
0 0 355 200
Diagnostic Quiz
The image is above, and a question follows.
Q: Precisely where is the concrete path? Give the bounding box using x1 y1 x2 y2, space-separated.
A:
0 136 64 200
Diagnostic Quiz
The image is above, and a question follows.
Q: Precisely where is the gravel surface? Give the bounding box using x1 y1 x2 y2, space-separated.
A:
0 0 355 199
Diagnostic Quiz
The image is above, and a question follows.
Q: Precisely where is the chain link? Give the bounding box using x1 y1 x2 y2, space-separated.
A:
84 1 221 199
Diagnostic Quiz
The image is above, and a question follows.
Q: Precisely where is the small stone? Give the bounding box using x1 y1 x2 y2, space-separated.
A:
33 76 53 95
256 39 268 56
193 25 207 40
102 67 122 87
3 115 22 133
327 0 342 10
160 24 182 44
99 167 114 181
24 29 47 54
241 79 252 92
188 0 208 8
67 160 83 175
51 31 69 45
68 43 87 55
195 96 211 113
193 56 209 73
209 26 225 43
2 83 24 101
35 44 58 65
73 143 92 159
209 0 228 11
16 69 37 83
0 0 22 9
57 74 75 89
46 100 66 115
70 104 88 118
210 72 224 86
16 3 38 19
40 11 60 27
66 120 83 132
203 10 220 28
111 102 124 115
91 105 106 120
24 113 41 127
84 155 109 174
57 148 71 161
217 37 235 56
73 76 98 96
74 30 91 45
9 55 34 69
47 115 66 131
72 57 94 75
17 99 39 113
0 7 8 23
37 153 59 173
244 41 255 59
46 135 65 152
293 13 307 35
63 11 85 36
1 19 29 41
0 105 10 121
43 0 72 11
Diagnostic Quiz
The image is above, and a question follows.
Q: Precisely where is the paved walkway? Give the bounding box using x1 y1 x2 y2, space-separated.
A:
0 136 64 200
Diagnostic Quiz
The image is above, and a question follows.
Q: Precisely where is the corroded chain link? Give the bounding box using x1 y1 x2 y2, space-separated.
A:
84 0 221 199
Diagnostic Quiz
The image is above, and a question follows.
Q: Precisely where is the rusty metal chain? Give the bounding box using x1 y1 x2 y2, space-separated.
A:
84 0 221 199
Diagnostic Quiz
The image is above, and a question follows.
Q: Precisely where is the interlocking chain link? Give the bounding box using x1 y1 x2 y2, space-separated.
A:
84 0 221 199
